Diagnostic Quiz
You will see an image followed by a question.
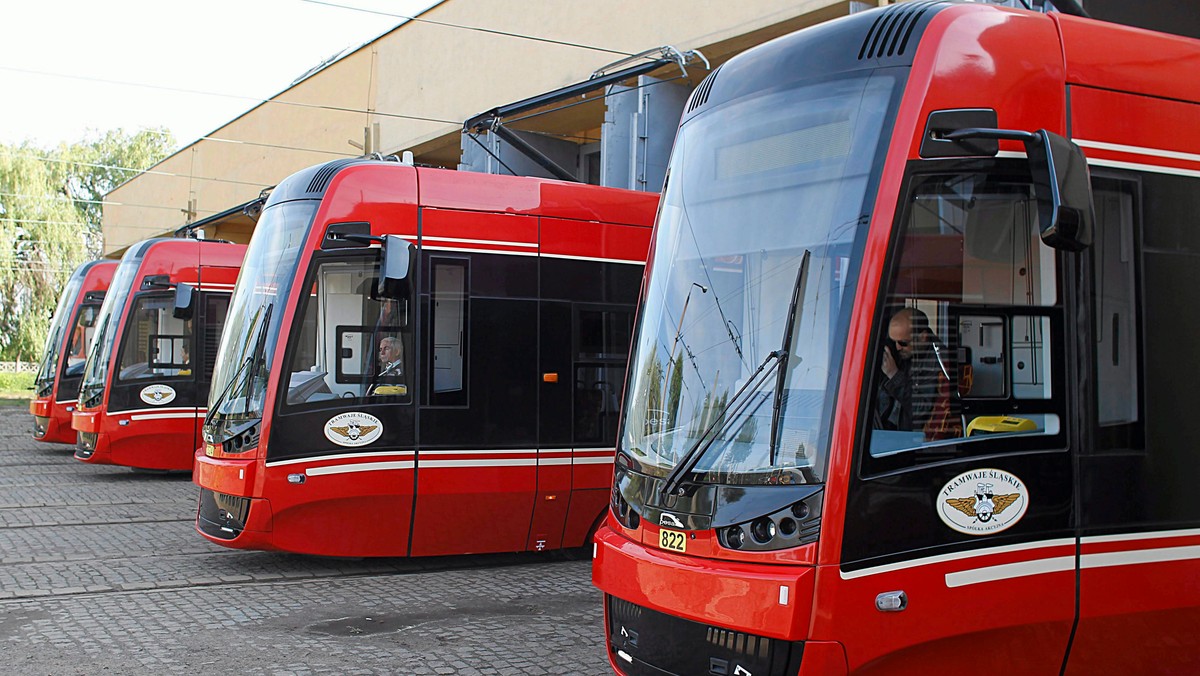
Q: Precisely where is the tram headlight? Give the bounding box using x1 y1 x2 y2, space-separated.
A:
778 517 797 536
724 526 745 550
717 490 824 552
750 518 776 544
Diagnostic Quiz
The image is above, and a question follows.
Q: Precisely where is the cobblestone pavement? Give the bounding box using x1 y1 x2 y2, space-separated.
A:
0 405 610 675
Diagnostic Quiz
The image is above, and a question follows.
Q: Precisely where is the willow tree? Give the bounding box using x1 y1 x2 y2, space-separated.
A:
0 129 174 361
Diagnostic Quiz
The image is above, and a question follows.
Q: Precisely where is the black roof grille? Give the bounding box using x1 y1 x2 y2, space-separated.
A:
686 66 722 114
306 158 363 195
859 1 942 60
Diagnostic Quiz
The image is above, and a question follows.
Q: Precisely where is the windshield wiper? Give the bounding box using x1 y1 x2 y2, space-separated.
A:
660 349 785 497
203 356 252 429
769 250 810 465
204 305 272 428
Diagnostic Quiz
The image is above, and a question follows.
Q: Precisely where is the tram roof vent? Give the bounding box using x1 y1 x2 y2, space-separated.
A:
306 158 364 195
686 65 722 114
858 0 942 61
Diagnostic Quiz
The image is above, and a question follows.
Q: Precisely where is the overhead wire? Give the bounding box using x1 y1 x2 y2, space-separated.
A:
0 5 670 216
299 0 636 57
0 191 212 213
2 217 99 227
0 70 689 196
0 65 462 128
2 152 272 189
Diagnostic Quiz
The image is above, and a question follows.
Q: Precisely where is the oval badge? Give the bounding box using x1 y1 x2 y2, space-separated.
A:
139 384 177 406
937 468 1029 536
324 412 383 448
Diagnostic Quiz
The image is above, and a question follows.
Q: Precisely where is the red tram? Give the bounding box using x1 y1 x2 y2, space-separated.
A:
593 3 1200 674
72 238 246 471
30 259 118 444
194 160 657 558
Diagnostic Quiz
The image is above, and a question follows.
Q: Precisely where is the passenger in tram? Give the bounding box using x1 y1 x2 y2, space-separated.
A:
876 307 959 439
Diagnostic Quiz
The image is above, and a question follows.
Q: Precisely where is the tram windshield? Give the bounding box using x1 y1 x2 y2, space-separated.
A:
34 269 86 397
621 72 898 486
63 303 102 379
206 200 317 434
79 253 144 408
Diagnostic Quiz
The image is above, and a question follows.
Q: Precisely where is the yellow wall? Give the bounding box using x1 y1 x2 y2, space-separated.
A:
103 0 855 255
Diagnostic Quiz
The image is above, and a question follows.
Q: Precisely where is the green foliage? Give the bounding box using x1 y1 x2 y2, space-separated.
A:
0 371 35 400
0 129 175 361
61 128 176 228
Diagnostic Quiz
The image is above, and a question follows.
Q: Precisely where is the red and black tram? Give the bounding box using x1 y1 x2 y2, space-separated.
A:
30 259 118 444
72 238 246 471
594 3 1200 674
194 160 657 558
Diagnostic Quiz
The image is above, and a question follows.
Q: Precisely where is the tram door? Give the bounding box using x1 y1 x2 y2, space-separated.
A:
410 209 540 556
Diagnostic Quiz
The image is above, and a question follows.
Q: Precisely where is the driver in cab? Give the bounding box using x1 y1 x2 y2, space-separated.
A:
370 336 406 396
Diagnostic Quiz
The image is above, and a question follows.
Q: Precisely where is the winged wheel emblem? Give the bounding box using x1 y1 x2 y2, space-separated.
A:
328 423 378 442
945 484 1020 523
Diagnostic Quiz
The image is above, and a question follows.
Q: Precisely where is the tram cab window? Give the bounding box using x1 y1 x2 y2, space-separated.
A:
117 295 193 381
866 172 1064 463
283 257 413 407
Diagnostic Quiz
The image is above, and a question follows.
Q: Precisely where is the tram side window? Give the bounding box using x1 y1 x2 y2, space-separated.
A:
865 172 1064 464
428 258 468 406
200 294 231 383
283 257 413 407
574 306 633 445
1092 178 1141 429
117 294 193 381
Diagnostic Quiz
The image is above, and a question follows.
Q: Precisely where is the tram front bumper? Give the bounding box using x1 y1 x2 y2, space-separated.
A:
593 523 816 640
193 450 274 548
594 524 820 675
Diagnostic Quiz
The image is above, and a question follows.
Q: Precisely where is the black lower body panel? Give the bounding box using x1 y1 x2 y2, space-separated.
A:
197 488 251 540
606 595 804 676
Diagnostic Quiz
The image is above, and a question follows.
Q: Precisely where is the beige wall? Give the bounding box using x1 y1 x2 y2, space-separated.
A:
103 0 857 255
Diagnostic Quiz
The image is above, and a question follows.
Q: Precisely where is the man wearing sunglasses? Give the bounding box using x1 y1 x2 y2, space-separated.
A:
876 307 937 432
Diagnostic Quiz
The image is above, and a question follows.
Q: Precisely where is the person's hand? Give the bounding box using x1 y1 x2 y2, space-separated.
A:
881 346 898 379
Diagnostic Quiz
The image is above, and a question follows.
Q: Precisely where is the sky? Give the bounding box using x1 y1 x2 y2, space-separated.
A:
0 0 439 149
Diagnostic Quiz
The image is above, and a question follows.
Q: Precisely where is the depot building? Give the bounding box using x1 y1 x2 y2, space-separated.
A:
99 0 1196 255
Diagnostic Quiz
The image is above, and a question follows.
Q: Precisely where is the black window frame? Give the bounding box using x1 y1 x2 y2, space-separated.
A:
112 291 196 384
856 160 1072 479
424 255 470 408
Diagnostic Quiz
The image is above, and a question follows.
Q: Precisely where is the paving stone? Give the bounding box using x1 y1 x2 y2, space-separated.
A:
0 406 611 674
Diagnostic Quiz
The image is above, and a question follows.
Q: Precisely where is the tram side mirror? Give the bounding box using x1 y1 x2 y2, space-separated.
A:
1023 130 1094 252
323 221 373 250
142 274 173 290
935 119 1095 253
377 235 415 300
173 282 196 320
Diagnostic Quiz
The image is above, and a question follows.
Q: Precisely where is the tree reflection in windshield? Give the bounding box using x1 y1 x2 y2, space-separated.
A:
622 72 899 486
207 201 316 430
